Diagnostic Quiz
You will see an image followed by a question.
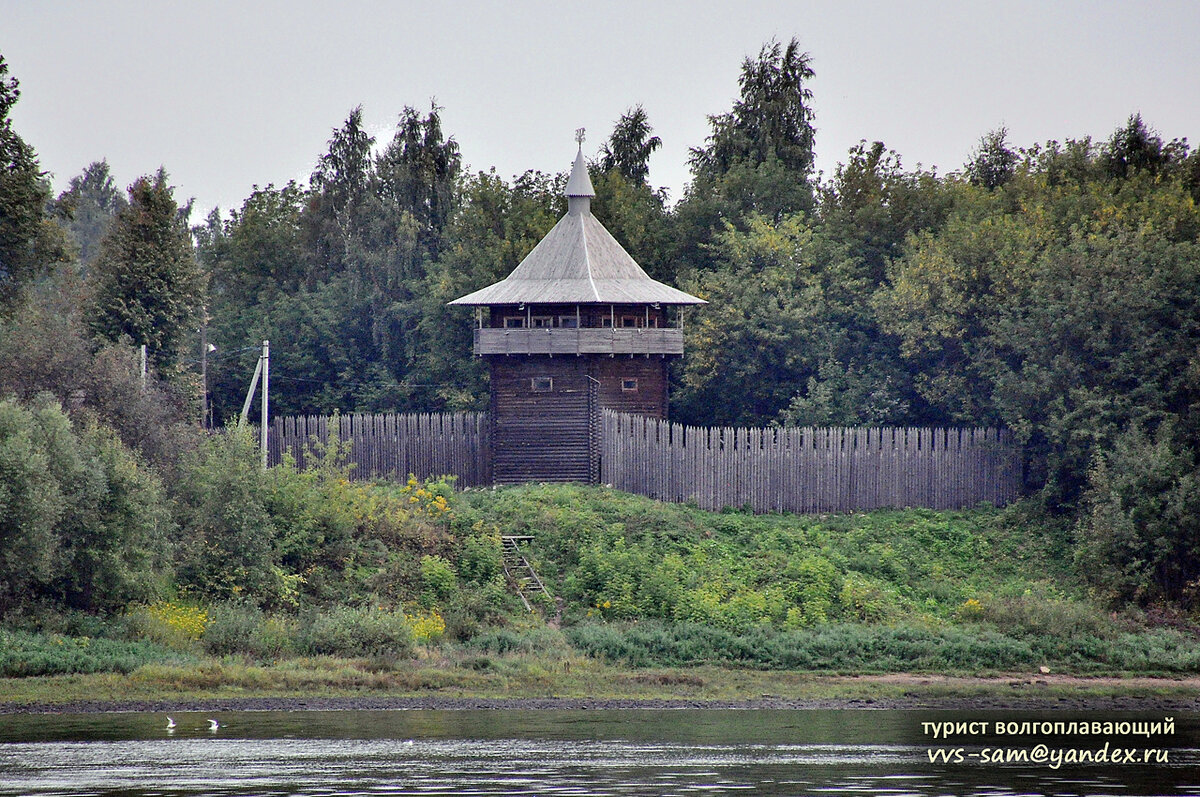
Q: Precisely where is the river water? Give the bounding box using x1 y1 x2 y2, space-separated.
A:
1 709 1197 795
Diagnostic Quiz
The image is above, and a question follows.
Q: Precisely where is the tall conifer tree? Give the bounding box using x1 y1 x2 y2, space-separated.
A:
0 55 68 307
87 169 205 366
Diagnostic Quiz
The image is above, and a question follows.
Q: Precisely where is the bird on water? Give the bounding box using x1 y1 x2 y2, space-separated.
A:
208 718 220 731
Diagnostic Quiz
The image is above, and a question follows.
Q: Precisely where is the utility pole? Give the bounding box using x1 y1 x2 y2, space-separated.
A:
260 339 269 470
238 339 271 470
200 309 209 429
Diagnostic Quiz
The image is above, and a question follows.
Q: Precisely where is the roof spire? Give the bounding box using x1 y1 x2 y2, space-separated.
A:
565 130 595 210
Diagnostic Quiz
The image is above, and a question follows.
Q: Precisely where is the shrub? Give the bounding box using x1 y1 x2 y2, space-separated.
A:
173 427 278 604
266 450 357 587
201 602 295 660
1075 424 1200 608
405 610 446 645
0 397 63 610
0 287 199 476
457 525 502 584
837 572 898 622
781 555 841 626
467 626 572 657
127 601 210 649
974 593 1115 640
0 396 171 614
294 607 415 658
440 578 518 640
419 555 457 607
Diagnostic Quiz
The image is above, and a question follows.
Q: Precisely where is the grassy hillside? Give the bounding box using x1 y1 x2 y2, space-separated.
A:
458 484 1074 628
3 483 1199 693
453 485 1198 674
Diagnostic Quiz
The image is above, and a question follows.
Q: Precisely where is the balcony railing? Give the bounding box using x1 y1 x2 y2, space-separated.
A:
474 327 684 356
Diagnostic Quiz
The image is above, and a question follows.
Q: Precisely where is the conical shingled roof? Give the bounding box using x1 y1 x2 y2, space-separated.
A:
564 147 595 197
448 147 705 307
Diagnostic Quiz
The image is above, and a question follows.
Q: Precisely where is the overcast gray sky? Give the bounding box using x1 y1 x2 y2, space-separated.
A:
4 1 1199 221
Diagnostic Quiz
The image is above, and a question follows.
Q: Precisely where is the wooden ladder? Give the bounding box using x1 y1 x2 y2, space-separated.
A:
500 535 552 613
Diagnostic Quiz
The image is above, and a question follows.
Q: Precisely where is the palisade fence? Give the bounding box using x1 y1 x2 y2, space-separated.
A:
269 412 491 487
268 410 1022 512
601 410 1021 512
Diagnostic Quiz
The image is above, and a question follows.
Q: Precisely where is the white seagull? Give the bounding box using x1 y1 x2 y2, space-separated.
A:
208 718 220 732
166 717 176 730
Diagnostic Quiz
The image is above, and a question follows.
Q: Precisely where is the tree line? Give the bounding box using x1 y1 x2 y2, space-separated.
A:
2 40 1200 614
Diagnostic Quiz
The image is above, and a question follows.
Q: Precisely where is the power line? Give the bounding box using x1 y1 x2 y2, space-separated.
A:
272 374 464 390
181 344 262 364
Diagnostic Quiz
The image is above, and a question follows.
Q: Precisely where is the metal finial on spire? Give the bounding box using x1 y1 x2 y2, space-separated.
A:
575 127 586 146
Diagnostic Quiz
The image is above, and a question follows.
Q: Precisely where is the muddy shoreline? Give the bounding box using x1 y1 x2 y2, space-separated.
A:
5 693 1199 715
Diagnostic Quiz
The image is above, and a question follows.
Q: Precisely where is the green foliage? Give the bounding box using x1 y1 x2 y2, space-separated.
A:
874 139 1200 507
0 55 70 308
968 593 1116 641
0 396 171 614
54 159 128 266
419 554 457 607
124 600 210 649
781 556 840 626
1103 114 1171 180
564 619 1200 674
0 398 63 605
198 105 471 421
1075 425 1200 608
564 621 1036 671
690 37 816 182
0 629 197 678
201 602 295 660
458 484 1066 631
294 606 415 658
965 128 1018 190
467 626 572 657
0 276 198 473
173 427 280 604
305 106 375 278
599 105 662 185
438 576 517 641
265 446 359 597
375 102 461 259
456 524 503 584
54 421 173 612
200 181 307 300
87 169 205 367
169 425 464 613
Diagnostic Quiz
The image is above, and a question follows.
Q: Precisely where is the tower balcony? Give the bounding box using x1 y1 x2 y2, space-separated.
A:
473 327 684 356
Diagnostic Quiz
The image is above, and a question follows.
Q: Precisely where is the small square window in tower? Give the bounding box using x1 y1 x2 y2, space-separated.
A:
531 377 553 392
622 378 638 392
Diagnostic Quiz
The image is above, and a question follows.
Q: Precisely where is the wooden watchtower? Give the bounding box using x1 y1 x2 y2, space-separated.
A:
449 141 705 484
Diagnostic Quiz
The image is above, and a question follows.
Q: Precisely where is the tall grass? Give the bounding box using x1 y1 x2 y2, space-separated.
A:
563 621 1200 674
0 629 197 677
